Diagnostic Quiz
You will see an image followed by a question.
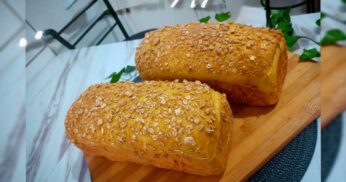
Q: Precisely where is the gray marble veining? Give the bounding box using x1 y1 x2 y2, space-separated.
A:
0 38 26 181
26 40 140 181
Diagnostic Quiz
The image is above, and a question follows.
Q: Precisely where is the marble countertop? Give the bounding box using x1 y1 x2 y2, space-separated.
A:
27 40 141 181
26 13 320 182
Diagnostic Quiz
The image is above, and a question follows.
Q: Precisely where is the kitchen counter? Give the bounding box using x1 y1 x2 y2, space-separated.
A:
26 40 140 181
25 13 320 182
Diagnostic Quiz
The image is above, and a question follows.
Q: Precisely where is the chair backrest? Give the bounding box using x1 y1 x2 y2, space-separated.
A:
42 0 129 49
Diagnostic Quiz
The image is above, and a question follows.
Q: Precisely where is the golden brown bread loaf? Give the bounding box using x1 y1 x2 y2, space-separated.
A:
65 81 233 175
135 22 288 106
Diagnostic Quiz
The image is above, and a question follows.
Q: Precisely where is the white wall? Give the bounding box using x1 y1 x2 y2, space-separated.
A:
25 0 310 66
25 0 229 53
25 0 230 66
26 0 119 56
112 0 229 35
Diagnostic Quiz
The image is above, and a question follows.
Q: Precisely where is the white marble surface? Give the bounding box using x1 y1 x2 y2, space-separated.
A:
0 39 26 182
301 119 321 182
26 40 141 181
26 12 321 182
0 0 26 181
326 112 346 182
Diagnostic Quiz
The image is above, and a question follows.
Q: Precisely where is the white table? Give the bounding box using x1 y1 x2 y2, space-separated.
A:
25 12 321 182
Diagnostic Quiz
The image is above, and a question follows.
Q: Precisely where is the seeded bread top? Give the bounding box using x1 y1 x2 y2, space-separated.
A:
65 80 232 160
135 22 286 93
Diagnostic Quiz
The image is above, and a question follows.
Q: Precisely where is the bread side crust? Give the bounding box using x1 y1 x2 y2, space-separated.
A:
135 22 288 106
65 81 233 176
206 38 287 106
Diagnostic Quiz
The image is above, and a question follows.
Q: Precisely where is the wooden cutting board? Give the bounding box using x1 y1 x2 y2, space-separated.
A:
321 46 346 128
85 52 320 182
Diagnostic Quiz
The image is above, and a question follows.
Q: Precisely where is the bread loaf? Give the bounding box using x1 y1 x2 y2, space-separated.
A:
65 81 233 175
135 22 288 106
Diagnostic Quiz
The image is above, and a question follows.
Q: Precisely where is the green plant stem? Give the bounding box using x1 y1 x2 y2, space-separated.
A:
297 36 320 45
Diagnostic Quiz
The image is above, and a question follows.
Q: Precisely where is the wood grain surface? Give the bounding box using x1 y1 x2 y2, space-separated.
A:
321 46 346 128
85 52 320 182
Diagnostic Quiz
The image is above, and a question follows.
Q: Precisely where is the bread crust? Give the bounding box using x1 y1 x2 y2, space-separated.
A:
135 22 288 106
65 81 233 175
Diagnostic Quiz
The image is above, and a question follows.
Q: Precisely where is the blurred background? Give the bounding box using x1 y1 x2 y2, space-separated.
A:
2 0 346 182
321 0 346 182
21 0 321 82
24 0 319 63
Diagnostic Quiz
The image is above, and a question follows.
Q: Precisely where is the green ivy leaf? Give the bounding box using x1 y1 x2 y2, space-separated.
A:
106 66 136 83
284 34 299 49
215 12 231 22
124 65 136 73
106 72 117 79
316 12 326 27
321 29 346 45
199 16 211 23
277 21 294 35
270 8 299 48
300 48 320 60
321 12 326 19
316 19 320 27
271 8 291 27
110 69 125 83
